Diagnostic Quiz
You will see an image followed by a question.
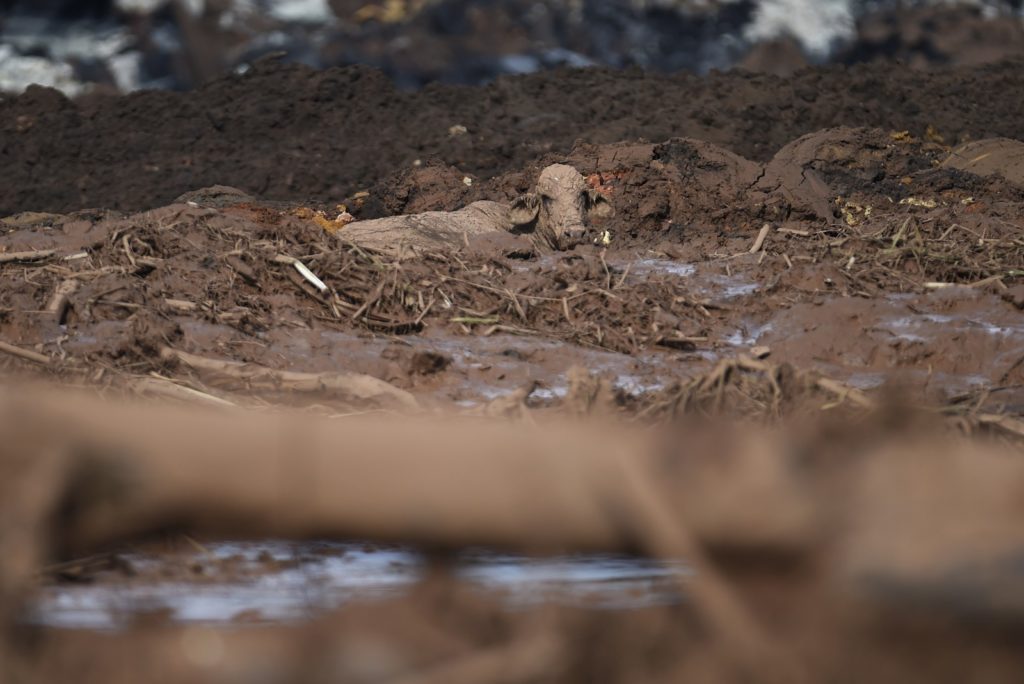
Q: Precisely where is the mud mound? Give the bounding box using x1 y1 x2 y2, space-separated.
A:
474 130 1023 255
943 138 1024 189
5 58 1024 215
754 127 950 222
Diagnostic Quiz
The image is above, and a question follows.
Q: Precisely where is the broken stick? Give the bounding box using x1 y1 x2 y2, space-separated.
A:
273 254 328 292
749 223 771 254
0 340 51 365
45 279 78 323
160 346 419 410
0 249 56 264
127 375 238 408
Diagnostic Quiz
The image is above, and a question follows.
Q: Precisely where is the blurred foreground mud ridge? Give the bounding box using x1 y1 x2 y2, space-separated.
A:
4 53 1024 683
3 378 1024 683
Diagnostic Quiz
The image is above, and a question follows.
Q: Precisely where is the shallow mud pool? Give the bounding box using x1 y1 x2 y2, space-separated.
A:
28 542 689 630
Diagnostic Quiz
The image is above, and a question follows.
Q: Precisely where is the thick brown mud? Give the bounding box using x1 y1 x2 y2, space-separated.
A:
5 57 1024 215
2 125 1022 416
3 60 1024 684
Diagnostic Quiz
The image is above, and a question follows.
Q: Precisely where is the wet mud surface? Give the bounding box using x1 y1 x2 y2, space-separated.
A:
29 540 687 629
2 59 1024 675
2 124 1022 415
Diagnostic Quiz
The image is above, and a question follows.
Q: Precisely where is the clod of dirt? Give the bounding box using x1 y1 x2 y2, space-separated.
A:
408 351 451 376
362 162 473 219
755 126 948 222
1002 285 1024 310
942 138 1024 190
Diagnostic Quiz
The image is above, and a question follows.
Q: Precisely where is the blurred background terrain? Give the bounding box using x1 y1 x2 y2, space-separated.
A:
0 0 1022 95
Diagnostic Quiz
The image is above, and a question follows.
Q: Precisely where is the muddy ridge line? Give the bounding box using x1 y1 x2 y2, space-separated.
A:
3 57 1024 216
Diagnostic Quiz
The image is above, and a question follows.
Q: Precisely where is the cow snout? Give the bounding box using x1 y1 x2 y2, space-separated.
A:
560 225 588 246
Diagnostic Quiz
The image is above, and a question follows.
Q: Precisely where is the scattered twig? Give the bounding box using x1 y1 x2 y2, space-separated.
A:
0 249 56 264
94 299 142 310
0 339 51 365
975 413 1024 439
163 298 198 313
127 374 238 407
273 254 328 292
749 223 771 254
46 279 78 323
121 234 137 268
37 552 122 579
350 280 385 320
160 346 419 410
814 377 876 410
451 315 500 325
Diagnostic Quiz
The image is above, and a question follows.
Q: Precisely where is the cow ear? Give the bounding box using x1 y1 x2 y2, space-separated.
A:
509 193 540 229
585 189 614 218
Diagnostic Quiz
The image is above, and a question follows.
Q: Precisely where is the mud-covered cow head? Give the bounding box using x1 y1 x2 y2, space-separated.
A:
508 164 613 249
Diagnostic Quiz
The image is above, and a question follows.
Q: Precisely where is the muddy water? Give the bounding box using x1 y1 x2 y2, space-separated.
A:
27 542 689 630
626 257 1024 402
758 288 1024 404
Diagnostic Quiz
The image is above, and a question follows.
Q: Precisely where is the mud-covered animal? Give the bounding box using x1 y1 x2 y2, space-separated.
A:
338 164 612 255
506 163 613 248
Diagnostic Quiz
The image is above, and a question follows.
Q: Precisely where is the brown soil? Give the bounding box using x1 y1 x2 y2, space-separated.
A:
5 58 1024 215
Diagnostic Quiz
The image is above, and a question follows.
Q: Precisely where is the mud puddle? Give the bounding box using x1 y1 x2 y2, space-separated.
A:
621 255 1024 405
27 541 688 630
620 258 761 301
757 287 1024 404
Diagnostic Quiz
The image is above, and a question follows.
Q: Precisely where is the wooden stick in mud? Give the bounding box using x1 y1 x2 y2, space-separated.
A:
0 339 51 365
749 223 771 254
814 377 876 409
0 249 56 264
127 375 238 408
160 346 419 411
46 279 79 323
